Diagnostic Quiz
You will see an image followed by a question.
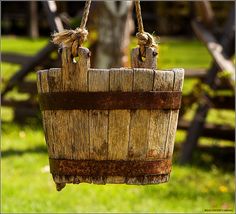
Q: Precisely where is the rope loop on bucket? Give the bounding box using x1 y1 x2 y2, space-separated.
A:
52 0 91 57
134 1 158 57
52 0 158 57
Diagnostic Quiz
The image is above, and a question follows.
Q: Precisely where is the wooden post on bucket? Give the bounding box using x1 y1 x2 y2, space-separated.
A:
61 47 90 90
131 47 157 69
61 47 91 186
37 47 92 190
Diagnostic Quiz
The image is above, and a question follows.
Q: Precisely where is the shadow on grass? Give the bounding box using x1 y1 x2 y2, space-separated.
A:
2 145 47 158
1 119 44 143
2 118 43 131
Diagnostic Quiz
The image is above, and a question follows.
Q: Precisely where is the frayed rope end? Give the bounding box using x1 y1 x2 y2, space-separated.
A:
136 32 159 49
51 28 88 56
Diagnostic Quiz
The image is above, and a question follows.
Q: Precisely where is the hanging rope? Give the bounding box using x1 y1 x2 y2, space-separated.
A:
52 0 91 57
134 0 157 57
52 0 157 57
80 0 91 29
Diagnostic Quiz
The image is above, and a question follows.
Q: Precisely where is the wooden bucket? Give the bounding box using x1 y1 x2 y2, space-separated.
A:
37 46 184 191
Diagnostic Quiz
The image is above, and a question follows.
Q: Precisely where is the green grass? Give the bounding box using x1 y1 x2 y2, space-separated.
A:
1 36 235 213
2 123 234 213
159 37 212 69
1 36 48 55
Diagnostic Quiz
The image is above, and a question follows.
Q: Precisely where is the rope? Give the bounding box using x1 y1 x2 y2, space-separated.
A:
52 0 157 58
52 0 91 57
134 1 144 33
134 0 157 57
80 0 91 29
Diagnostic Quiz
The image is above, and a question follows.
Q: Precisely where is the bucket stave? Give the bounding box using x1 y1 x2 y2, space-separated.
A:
37 47 184 191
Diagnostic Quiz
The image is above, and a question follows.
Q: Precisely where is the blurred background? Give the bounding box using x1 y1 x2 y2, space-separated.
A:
1 1 235 213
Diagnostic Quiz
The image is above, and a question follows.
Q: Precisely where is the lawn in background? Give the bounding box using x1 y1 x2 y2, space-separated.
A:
1 36 235 213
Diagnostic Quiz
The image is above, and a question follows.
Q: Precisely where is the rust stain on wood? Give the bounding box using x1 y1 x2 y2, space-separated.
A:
49 158 172 177
38 91 182 110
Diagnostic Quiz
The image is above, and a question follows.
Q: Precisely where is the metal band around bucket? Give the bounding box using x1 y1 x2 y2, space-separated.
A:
49 159 172 177
38 91 182 110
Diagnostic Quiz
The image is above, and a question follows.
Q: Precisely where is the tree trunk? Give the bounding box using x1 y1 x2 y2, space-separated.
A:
92 2 134 68
29 1 39 39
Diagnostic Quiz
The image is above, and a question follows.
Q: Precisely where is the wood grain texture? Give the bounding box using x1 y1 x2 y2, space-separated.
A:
38 48 91 186
131 47 157 69
70 48 90 183
107 68 133 183
166 69 184 158
46 68 64 159
37 70 52 157
37 45 184 188
61 48 90 161
89 69 109 184
147 70 175 160
128 47 156 184
127 68 154 184
88 69 109 161
128 69 154 160
39 68 67 159
61 47 90 90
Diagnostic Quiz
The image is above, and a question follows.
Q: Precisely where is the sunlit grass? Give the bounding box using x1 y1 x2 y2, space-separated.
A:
1 36 48 55
1 123 234 212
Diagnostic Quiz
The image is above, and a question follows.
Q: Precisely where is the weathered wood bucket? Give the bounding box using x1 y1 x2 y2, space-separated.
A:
37 45 184 191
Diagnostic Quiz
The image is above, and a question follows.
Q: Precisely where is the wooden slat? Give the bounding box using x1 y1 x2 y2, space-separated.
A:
166 69 184 158
59 49 77 161
37 70 54 159
129 47 174 185
107 68 133 183
129 68 154 161
178 120 235 141
71 48 90 183
38 48 91 186
192 20 235 88
147 70 175 160
184 68 206 78
89 69 109 184
46 68 65 160
60 48 90 161
127 68 154 184
88 69 109 161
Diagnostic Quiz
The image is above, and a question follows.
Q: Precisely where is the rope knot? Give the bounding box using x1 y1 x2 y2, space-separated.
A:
136 32 157 48
52 27 88 57
136 32 158 57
